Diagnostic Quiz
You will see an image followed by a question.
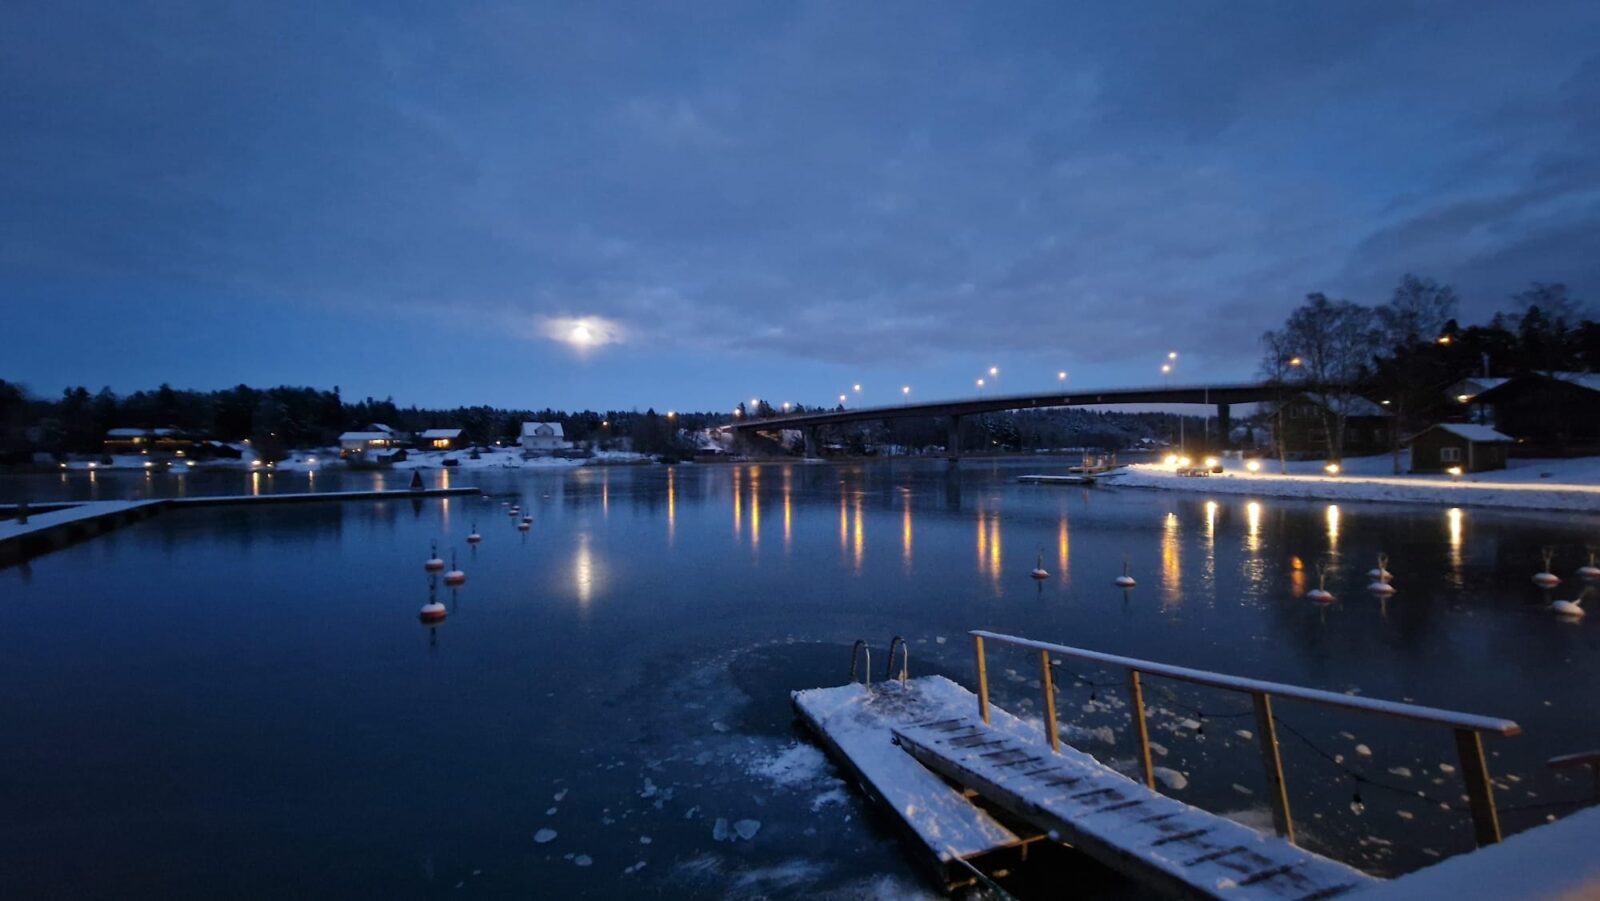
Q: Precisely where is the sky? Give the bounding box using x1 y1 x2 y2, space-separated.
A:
3 1 1598 412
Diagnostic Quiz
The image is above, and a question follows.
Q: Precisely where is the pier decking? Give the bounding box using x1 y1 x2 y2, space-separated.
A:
1016 474 1097 485
0 488 481 567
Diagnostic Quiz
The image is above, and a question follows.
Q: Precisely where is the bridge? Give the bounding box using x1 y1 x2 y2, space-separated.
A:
725 381 1282 459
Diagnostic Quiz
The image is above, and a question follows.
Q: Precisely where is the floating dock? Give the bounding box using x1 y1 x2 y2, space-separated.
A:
1016 474 1097 485
0 487 481 567
796 675 1372 898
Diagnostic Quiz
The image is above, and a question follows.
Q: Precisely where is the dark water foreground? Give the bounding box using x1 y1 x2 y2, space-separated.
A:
2 460 1597 898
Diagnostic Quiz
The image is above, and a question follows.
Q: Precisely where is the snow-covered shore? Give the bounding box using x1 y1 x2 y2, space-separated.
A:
53 446 656 473
1099 453 1600 513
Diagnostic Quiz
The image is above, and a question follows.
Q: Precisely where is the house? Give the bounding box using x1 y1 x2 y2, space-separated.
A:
1467 373 1600 456
520 421 568 455
1275 394 1391 459
419 428 464 450
338 424 406 457
103 427 194 456
1409 423 1513 473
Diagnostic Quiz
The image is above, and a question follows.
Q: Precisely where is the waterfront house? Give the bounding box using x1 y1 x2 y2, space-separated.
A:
1464 373 1600 456
1408 423 1513 473
520 421 568 455
419 428 464 450
338 424 406 457
1275 394 1391 459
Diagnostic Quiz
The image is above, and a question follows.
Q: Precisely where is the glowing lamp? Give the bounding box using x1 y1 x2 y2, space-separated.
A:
1447 465 1463 477
1163 454 1179 467
1324 463 1341 475
1245 460 1262 473
1178 456 1192 467
1203 457 1219 468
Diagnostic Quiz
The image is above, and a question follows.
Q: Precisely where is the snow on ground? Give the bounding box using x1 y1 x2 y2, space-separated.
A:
1100 453 1600 512
60 445 658 472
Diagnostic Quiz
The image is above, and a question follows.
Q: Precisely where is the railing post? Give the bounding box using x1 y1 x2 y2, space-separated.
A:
1040 651 1060 753
1252 692 1295 843
1128 670 1155 789
974 634 990 724
1454 728 1502 846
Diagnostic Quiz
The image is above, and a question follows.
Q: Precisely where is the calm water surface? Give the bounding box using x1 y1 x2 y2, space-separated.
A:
3 460 1598 898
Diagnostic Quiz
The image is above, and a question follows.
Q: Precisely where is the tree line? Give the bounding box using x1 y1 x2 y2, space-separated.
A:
1261 278 1595 464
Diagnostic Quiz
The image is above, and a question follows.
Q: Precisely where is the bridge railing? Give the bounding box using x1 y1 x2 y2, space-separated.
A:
970 630 1521 848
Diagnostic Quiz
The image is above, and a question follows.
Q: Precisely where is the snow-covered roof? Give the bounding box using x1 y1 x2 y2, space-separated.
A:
106 428 146 437
521 421 564 437
419 428 462 439
1558 373 1600 392
1290 393 1390 417
1446 377 1508 397
1427 423 1514 443
339 431 392 441
367 423 398 435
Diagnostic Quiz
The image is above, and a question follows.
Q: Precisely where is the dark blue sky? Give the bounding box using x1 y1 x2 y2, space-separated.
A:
4 2 1597 411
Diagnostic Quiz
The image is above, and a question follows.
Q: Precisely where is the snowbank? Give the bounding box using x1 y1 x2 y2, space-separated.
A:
1100 454 1600 512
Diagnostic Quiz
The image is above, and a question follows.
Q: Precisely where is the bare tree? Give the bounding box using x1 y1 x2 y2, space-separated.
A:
1278 293 1376 462
1375 274 1457 472
1259 328 1295 473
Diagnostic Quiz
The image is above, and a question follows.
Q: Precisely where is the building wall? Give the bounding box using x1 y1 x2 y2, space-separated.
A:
1410 430 1508 473
1484 379 1600 455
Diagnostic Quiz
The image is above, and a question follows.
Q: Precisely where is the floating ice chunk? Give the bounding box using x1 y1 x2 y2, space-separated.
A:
1438 763 1456 774
574 855 592 867
640 836 652 844
554 789 568 801
1387 766 1412 778
640 778 658 799
712 721 730 733
748 743 829 788
712 818 732 841
1232 783 1254 796
734 819 761 840
1397 810 1414 820
1154 767 1189 791
547 807 557 815
534 829 558 844
1339 731 1357 740
1234 730 1254 741
935 636 947 644
811 787 849 811
1149 741 1169 758
623 861 648 875
1355 744 1373 757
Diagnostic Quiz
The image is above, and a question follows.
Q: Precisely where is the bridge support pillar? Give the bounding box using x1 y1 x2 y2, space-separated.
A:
804 427 819 459
1217 403 1232 448
946 415 962 462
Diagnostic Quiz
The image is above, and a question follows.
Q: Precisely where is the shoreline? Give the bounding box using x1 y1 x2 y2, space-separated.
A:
1098 462 1600 514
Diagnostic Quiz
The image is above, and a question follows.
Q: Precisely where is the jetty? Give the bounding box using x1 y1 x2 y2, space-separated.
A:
0 487 480 567
795 631 1534 897
1016 474 1097 486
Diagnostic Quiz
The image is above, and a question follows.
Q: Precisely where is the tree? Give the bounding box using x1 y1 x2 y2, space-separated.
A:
1372 275 1459 472
1274 293 1376 462
1376 274 1456 345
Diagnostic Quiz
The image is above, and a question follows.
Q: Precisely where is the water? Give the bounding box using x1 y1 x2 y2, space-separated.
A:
3 459 1598 898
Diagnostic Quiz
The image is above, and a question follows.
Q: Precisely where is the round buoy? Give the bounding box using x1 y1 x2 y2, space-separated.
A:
443 552 466 587
467 524 482 544
1551 599 1586 618
1030 553 1049 580
517 519 531 532
1534 572 1561 588
1367 552 1393 583
1577 552 1600 580
508 506 519 517
1307 588 1335 604
424 540 445 573
1367 581 1395 596
521 515 532 525
1114 559 1136 589
419 601 448 623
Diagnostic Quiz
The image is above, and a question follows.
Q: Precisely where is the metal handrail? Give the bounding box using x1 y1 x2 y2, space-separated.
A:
849 640 872 689
970 630 1521 848
886 636 910 686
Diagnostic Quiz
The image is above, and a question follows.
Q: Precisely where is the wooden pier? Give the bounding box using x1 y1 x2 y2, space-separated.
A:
796 632 1527 897
0 487 481 568
1016 474 1098 486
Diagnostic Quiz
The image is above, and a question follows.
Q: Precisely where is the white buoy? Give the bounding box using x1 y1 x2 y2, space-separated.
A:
419 600 448 623
1030 552 1049 580
1114 559 1137 589
508 505 520 517
1576 551 1600 580
424 540 445 573
467 524 482 544
522 515 533 526
1552 588 1589 618
1367 580 1395 596
1366 552 1392 583
444 550 466 587
1534 547 1561 588
517 518 531 532
1307 565 1335 604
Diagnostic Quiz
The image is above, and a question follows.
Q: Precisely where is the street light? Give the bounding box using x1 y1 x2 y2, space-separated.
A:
839 394 847 405
853 384 861 393
1168 351 1178 360
902 386 911 399
1057 371 1067 381
989 366 999 377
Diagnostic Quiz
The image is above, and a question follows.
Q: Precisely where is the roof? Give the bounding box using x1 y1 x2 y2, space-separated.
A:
106 428 146 437
339 431 392 441
1474 372 1600 400
419 428 462 439
367 423 398 435
1289 393 1390 417
521 421 565 437
1420 423 1514 443
1446 377 1509 397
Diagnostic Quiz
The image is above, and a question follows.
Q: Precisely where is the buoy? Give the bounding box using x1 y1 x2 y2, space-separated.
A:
1552 588 1590 618
1533 547 1561 588
467 524 482 544
1030 551 1049 580
424 540 445 573
444 550 466 587
1114 559 1137 589
508 505 520 517
419 600 448 623
1367 580 1395 596
1577 550 1600 580
1367 552 1392 583
1307 566 1335 604
521 515 532 525
517 519 531 532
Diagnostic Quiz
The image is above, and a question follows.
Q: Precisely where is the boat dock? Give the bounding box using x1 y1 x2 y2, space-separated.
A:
0 487 481 568
796 631 1534 897
1016 474 1097 485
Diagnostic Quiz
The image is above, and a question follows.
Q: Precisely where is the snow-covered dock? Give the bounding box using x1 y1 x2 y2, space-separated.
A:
1016 473 1098 485
792 677 1044 890
895 710 1375 899
0 488 481 567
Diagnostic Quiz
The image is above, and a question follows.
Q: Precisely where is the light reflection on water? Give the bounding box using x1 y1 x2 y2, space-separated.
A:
2 460 1600 897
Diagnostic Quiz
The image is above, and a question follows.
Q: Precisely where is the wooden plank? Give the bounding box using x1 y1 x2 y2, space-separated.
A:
894 711 1376 900
1128 670 1156 790
1454 728 1502 846
1253 693 1295 843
